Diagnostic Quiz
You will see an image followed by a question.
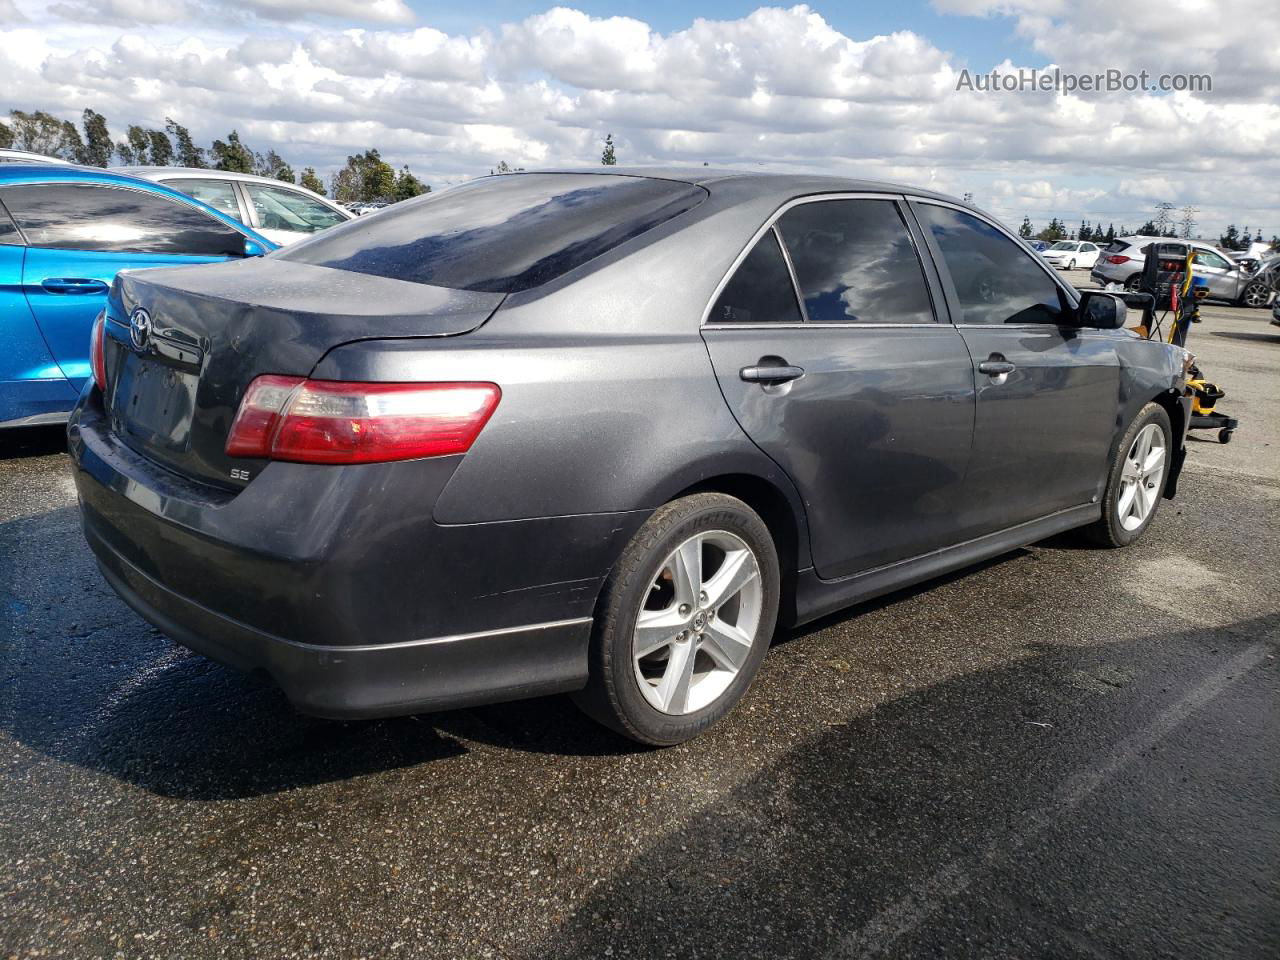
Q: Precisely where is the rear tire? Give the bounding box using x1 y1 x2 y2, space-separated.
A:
573 493 779 745
1082 403 1173 548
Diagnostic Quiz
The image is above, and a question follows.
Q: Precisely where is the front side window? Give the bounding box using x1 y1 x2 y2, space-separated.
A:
0 183 245 256
280 173 706 293
1192 248 1231 270
775 199 934 324
710 228 803 324
245 184 346 234
165 178 241 219
916 204 1068 325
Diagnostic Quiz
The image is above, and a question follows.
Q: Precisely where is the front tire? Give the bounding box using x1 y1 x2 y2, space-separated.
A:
1067 258 1077 270
1083 403 1173 548
1239 280 1272 308
573 493 780 745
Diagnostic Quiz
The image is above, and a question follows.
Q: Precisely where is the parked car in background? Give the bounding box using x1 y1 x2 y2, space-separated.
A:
1041 240 1100 270
1092 236 1274 306
346 201 391 216
0 164 273 428
118 167 352 246
69 169 1190 745
1026 239 1050 252
0 149 73 165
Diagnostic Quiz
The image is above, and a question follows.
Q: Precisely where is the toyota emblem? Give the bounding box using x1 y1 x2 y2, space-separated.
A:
129 307 153 351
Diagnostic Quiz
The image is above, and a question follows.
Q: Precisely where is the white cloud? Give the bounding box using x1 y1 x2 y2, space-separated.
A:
2 2 1277 237
0 0 27 23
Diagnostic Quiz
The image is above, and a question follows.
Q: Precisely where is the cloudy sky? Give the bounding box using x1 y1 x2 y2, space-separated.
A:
2 0 1276 237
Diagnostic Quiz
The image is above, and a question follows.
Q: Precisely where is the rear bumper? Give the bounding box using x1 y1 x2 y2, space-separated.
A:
69 394 645 717
91 529 591 718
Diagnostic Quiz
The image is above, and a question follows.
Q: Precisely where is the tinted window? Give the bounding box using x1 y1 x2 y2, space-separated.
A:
917 204 1067 325
710 229 802 324
0 201 19 245
246 183 346 233
0 183 245 256
776 199 934 324
165 178 241 219
280 173 706 293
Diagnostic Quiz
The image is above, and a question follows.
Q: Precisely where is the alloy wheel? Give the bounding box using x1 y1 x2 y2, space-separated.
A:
1242 281 1271 308
1117 423 1167 531
633 530 763 715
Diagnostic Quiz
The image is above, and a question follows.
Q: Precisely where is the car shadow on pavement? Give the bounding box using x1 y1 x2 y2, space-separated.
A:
517 612 1279 960
1210 330 1280 344
0 424 67 460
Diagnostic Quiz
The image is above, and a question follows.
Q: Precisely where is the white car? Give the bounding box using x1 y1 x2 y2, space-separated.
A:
0 149 73 164
117 166 352 246
1041 240 1100 270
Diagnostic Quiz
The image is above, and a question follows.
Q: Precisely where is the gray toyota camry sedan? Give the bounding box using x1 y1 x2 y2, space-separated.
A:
68 169 1193 745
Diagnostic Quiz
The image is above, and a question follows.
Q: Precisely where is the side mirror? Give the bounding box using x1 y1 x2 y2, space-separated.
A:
1076 290 1128 329
243 238 267 258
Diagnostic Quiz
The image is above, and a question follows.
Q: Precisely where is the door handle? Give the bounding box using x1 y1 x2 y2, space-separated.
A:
740 361 805 384
41 278 109 295
978 358 1016 377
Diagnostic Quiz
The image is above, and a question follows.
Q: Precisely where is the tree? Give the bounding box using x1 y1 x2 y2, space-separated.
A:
8 110 83 159
331 149 397 203
1219 224 1241 250
1036 217 1066 242
115 124 153 165
254 149 293 182
79 109 112 167
393 165 429 201
148 128 173 166
1017 216 1033 239
210 130 254 173
300 167 325 196
1078 221 1090 242
166 118 204 167
1104 223 1116 243
601 132 616 166
1138 220 1158 235
0 119 11 149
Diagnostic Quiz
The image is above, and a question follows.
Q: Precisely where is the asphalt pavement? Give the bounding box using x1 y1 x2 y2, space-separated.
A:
1 273 1276 959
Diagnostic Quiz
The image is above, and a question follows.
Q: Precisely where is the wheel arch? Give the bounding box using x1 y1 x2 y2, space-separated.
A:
666 471 811 627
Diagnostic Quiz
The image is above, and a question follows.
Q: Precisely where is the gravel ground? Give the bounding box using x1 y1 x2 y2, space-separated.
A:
1 276 1276 959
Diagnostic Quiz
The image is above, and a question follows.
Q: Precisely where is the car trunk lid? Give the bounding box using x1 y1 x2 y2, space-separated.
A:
102 258 504 490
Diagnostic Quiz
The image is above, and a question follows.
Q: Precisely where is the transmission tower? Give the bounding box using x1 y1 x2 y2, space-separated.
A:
1178 205 1199 239
1153 202 1175 235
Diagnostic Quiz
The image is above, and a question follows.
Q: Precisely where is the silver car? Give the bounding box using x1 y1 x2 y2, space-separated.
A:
0 149 72 165
117 167 352 246
1091 236 1268 305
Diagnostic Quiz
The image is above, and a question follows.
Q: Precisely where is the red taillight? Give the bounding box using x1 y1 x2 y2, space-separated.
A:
1106 255 1131 265
225 376 501 465
90 312 107 393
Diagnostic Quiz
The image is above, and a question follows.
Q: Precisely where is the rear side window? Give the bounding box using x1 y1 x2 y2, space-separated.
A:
916 204 1067 325
0 183 245 256
279 173 706 293
164 178 242 219
710 229 803 324
776 199 934 324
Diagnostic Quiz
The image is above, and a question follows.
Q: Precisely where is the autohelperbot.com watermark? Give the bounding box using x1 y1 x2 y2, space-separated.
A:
956 67 1212 94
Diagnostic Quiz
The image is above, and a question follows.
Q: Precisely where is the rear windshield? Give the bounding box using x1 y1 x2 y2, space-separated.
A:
278 173 706 293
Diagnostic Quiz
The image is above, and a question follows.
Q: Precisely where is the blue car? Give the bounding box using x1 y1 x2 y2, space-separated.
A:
1026 239 1050 252
0 165 274 428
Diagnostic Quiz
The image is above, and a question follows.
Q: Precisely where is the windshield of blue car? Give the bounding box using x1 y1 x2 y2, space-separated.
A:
277 173 707 293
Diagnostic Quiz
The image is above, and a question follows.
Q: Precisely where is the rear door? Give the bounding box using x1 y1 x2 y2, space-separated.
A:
702 195 975 581
0 182 246 387
911 201 1119 534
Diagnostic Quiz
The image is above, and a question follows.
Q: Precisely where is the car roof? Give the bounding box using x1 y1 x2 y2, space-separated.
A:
117 166 346 211
0 163 277 247
0 148 74 164
515 166 970 207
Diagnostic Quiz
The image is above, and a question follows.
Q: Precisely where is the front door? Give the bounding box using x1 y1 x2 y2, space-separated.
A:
702 196 975 581
912 201 1120 535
